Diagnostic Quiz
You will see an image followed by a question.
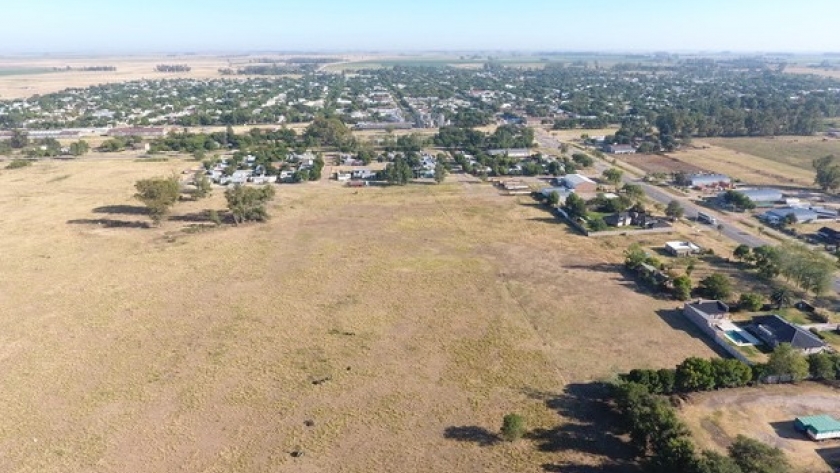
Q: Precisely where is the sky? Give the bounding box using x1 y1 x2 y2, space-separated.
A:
1 0 838 54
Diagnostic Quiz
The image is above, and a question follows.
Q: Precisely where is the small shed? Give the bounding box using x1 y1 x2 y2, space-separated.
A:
794 415 840 441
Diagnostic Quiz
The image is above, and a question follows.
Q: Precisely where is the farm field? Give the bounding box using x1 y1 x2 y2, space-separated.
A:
681 383 840 473
705 136 840 172
0 159 719 473
666 141 817 187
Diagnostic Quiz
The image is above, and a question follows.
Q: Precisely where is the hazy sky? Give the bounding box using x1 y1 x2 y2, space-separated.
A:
1 0 838 53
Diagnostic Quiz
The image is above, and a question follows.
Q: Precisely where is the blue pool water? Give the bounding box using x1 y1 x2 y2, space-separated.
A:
726 330 752 344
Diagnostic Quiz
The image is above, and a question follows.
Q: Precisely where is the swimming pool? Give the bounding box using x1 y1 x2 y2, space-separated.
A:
726 330 751 344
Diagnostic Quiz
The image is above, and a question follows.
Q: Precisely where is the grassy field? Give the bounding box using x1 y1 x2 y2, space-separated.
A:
0 158 720 473
681 384 840 473
705 136 840 172
667 141 817 187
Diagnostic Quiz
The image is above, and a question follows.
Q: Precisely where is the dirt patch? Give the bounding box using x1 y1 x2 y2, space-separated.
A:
614 154 708 175
681 383 840 473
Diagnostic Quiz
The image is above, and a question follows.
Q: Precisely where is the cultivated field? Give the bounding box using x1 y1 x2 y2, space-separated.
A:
666 141 817 187
705 136 840 172
0 159 719 473
681 383 840 473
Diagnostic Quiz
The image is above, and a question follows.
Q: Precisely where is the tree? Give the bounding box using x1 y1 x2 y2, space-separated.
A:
224 185 276 225
434 161 446 184
192 172 212 199
766 343 809 383
623 183 645 200
807 352 836 381
813 155 840 193
547 160 562 176
571 153 593 167
563 192 587 220
699 273 733 300
547 190 561 207
694 450 744 473
9 130 29 149
770 287 793 309
711 358 752 389
665 200 684 220
69 140 90 156
728 435 790 473
602 168 623 188
672 275 692 301
624 243 647 270
738 293 763 312
134 176 181 225
733 244 752 263
675 357 716 392
500 413 526 442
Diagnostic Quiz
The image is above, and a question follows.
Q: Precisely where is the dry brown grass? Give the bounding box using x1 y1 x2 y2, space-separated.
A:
0 160 718 472
667 142 816 187
786 66 840 80
704 136 840 172
681 383 840 473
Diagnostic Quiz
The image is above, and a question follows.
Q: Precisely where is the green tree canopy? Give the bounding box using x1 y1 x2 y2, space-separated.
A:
134 175 181 225
728 435 790 473
224 184 276 225
699 273 733 300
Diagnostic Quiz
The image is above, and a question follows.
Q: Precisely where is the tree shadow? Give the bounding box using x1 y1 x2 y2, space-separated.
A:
526 383 642 473
443 426 501 447
92 204 148 216
67 218 150 229
170 211 213 223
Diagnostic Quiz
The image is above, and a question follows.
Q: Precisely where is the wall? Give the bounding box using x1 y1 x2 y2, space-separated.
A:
681 307 753 365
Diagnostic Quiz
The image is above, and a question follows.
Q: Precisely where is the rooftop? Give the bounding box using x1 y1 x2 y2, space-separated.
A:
750 314 826 351
686 299 729 317
796 415 840 433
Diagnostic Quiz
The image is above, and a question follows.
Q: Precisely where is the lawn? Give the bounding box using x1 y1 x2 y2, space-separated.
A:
0 159 718 473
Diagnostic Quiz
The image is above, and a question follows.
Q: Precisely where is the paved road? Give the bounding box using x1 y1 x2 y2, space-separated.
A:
534 129 840 294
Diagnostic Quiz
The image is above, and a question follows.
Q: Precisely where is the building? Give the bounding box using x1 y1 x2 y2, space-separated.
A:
108 127 167 138
487 148 532 158
538 187 573 204
760 207 819 225
794 415 840 441
605 144 636 155
683 299 730 323
818 227 840 244
665 241 702 257
561 174 597 193
746 314 828 354
729 188 784 207
688 173 732 189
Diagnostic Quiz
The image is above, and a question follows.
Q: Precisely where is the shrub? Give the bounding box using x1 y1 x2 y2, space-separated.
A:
500 413 526 442
5 159 32 169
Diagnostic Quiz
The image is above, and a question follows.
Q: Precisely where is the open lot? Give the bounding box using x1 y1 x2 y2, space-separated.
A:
681 383 840 473
614 153 707 175
665 141 817 188
705 136 840 173
0 158 718 473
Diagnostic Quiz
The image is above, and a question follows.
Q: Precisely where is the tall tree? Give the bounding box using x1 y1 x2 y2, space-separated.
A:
224 185 276 225
134 176 181 225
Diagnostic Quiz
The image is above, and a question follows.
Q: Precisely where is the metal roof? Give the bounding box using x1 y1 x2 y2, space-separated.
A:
796 415 840 433
736 188 784 202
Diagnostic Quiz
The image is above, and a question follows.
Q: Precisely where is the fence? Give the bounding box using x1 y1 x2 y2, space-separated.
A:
681 308 753 365
553 209 675 238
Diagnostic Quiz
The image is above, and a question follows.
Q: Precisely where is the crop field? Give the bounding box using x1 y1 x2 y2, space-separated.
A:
681 384 840 473
0 159 719 473
666 141 816 187
705 136 840 172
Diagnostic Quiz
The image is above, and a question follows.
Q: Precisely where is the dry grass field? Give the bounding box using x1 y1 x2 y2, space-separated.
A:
0 158 719 473
681 383 840 473
614 154 707 175
705 136 840 172
786 66 840 80
666 142 817 187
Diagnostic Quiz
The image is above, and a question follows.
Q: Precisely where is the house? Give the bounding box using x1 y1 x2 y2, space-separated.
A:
794 415 840 441
487 148 531 158
688 173 732 189
683 299 730 323
665 241 702 257
335 172 351 182
818 226 840 244
726 188 784 207
746 314 828 354
760 207 819 225
604 212 634 227
561 174 597 193
538 187 573 204
229 170 252 185
605 144 636 155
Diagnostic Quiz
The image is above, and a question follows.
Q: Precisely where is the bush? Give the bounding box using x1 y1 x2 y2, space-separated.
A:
500 413 526 442
738 293 764 312
5 159 32 169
